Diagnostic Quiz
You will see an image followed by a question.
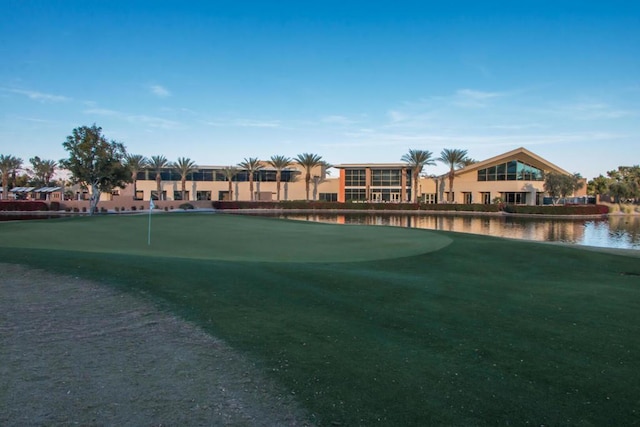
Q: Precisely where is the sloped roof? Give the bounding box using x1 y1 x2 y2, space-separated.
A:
452 147 571 177
333 163 408 169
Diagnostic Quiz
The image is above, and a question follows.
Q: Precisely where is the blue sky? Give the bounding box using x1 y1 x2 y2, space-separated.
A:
1 0 638 179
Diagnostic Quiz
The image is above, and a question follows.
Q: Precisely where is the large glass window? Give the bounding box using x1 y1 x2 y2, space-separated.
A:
345 169 366 186
319 193 337 202
478 161 543 181
371 169 401 186
503 192 527 204
345 189 366 201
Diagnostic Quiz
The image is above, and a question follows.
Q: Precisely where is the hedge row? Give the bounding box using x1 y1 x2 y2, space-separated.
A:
212 201 502 212
0 201 49 211
503 204 609 215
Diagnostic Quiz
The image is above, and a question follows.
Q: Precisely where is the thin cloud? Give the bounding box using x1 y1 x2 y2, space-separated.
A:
84 108 121 116
453 89 505 108
126 114 181 130
550 102 637 120
149 84 171 98
203 118 281 128
12 116 59 124
3 88 70 102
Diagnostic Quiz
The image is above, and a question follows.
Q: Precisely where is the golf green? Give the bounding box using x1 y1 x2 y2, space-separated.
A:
0 213 453 262
2 213 639 425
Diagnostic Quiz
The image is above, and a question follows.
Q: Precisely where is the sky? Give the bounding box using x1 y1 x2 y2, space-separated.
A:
1 0 639 180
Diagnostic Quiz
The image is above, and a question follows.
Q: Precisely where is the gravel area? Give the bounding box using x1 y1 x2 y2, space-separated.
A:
0 263 309 426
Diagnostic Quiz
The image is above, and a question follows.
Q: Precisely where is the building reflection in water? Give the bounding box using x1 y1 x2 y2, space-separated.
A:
272 213 640 250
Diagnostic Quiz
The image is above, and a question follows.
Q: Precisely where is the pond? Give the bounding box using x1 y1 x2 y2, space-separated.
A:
252 213 640 250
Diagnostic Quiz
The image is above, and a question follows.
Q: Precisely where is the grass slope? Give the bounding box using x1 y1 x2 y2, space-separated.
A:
1 213 639 425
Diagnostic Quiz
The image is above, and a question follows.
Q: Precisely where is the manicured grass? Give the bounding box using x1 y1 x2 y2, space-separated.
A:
1 213 639 425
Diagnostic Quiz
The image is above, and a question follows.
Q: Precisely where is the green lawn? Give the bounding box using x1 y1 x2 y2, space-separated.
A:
1 213 639 425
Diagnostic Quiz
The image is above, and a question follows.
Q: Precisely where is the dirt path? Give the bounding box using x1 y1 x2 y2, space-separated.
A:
0 264 309 426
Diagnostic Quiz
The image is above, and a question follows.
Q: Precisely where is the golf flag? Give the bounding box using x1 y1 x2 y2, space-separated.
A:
148 199 154 245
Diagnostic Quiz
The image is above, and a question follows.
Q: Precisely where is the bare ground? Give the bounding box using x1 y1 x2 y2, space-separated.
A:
0 263 310 426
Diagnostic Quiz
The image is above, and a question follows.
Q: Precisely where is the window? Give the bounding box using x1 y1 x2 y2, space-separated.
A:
444 192 454 202
135 190 144 200
463 192 472 204
151 190 167 201
371 169 401 186
345 169 366 186
422 193 437 204
173 191 189 201
481 192 491 204
319 193 337 202
345 188 366 202
503 192 527 204
197 191 211 201
478 161 544 181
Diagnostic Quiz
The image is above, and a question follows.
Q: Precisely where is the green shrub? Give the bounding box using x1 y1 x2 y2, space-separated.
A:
179 203 195 210
49 201 60 211
0 201 49 211
504 205 608 215
131 206 137 211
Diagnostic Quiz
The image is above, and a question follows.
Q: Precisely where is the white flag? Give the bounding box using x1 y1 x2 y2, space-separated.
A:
149 199 155 210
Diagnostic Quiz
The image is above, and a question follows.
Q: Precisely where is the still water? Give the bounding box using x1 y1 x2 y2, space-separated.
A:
257 213 640 250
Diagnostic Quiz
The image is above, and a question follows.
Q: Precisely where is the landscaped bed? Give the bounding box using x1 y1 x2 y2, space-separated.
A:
1 213 638 425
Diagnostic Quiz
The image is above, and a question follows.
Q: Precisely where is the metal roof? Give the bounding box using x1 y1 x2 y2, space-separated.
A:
33 187 63 193
9 186 62 193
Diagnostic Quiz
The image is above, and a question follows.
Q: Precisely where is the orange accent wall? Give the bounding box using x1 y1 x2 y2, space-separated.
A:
338 169 346 202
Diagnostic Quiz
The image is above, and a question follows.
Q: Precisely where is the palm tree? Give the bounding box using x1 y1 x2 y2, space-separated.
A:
438 148 468 203
148 155 169 200
237 157 264 201
268 155 293 201
0 155 23 200
123 154 148 200
172 157 197 201
29 156 57 187
221 166 238 200
460 157 477 167
401 149 435 203
295 153 324 201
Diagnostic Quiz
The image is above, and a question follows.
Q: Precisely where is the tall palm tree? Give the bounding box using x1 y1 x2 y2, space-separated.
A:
237 157 264 201
123 154 148 200
221 166 238 201
268 155 293 201
172 157 197 201
295 153 324 201
438 148 468 203
0 154 23 200
148 155 169 200
401 149 435 203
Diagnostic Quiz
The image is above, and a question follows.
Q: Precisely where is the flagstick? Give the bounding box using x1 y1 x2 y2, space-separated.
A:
148 201 153 245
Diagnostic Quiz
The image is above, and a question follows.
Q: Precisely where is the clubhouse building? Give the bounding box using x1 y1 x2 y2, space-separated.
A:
103 147 585 207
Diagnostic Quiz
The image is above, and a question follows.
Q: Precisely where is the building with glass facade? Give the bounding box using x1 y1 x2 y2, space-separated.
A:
97 147 583 206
